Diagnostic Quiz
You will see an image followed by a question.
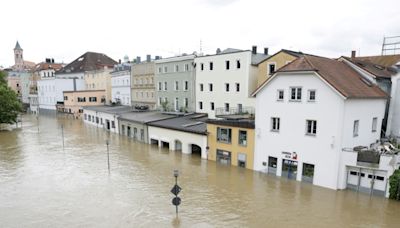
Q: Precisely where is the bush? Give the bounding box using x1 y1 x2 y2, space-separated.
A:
389 169 400 200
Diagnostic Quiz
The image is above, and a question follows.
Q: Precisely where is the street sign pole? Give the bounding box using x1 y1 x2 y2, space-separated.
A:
171 169 181 217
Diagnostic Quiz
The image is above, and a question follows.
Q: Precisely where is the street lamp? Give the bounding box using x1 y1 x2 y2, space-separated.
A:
106 140 110 173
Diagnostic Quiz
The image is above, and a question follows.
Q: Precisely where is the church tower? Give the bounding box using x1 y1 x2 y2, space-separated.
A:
14 41 24 71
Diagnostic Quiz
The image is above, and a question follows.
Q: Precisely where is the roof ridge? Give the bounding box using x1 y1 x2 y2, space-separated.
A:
302 55 317 71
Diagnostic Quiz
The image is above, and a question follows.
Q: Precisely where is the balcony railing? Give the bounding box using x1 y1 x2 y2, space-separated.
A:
215 106 255 119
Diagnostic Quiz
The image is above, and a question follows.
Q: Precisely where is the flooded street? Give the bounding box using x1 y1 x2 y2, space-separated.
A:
0 115 399 227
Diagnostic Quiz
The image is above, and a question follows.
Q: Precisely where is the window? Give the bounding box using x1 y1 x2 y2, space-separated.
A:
235 83 240 92
89 97 97 102
201 63 204 71
111 121 115 128
96 117 99 124
277 90 284 101
199 101 203 110
140 129 144 140
158 97 162 105
238 130 247 146
175 81 179 91
175 98 179 111
210 102 215 111
209 62 213 70
185 63 189 71
164 82 167 91
158 82 162 91
64 96 68 101
226 60 230 70
200 83 204 91
175 65 179 72
225 103 229 112
306 120 317 135
217 127 232 143
164 66 168 73
225 83 230 92
308 90 316 101
271 117 280 131
372 117 377 132
184 98 188 108
236 60 241 69
77 97 86 102
209 83 213 92
184 81 188 91
290 87 302 101
158 67 162 73
268 63 276 75
88 115 91 121
353 120 359 137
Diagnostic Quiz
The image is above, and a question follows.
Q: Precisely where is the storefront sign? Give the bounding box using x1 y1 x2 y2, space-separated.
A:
282 151 297 160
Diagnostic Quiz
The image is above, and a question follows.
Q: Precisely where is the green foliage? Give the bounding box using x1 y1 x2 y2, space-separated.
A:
0 71 22 124
160 100 170 112
389 169 400 200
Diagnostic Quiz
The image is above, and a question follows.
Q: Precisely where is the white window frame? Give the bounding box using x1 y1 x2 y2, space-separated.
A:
183 81 189 91
277 89 284 101
199 101 203 110
200 83 204 92
290 87 302 101
271 117 280 132
235 83 240 92
209 83 213 92
308 89 316 102
225 83 230 92
164 82 167 91
353 120 359 137
175 64 179 72
175 81 179 91
372 117 377 132
306 120 317 136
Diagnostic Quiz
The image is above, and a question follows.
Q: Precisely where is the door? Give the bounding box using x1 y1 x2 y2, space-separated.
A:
302 163 314 183
282 159 298 180
238 153 246 168
217 150 231 165
268 156 277 175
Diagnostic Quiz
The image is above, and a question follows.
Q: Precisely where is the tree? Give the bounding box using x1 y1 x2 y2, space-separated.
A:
389 169 400 200
0 71 22 124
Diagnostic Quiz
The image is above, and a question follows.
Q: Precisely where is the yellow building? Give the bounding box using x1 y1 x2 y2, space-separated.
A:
84 67 113 104
207 119 255 169
256 49 303 88
62 90 106 118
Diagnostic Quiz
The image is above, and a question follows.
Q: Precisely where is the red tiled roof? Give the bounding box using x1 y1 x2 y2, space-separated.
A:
355 55 400 68
342 57 396 79
277 55 387 99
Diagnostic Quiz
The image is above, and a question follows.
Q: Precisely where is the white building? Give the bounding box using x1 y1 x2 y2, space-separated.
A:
339 53 400 140
82 106 131 134
111 60 131 106
194 46 269 118
252 55 396 197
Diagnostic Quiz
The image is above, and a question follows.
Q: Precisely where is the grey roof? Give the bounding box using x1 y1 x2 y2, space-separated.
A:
148 113 208 135
221 48 243 54
251 53 270 65
14 41 22 50
83 105 132 115
118 111 175 124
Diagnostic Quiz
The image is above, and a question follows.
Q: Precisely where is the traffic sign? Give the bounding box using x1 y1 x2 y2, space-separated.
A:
170 184 182 195
172 197 181 206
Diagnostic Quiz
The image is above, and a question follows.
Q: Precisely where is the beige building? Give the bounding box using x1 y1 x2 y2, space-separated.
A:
256 49 303 88
84 67 113 105
62 90 106 118
131 56 157 109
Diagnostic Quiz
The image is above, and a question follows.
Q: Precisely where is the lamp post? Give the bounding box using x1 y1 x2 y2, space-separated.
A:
61 124 64 149
106 140 110 173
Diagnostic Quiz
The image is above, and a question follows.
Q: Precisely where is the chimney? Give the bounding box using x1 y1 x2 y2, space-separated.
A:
136 56 141 63
45 58 50 63
146 54 151 62
52 58 54 63
119 59 121 64
155 56 160 60
264 48 269 55
252 45 257 54
351 50 356 58
216 48 221 54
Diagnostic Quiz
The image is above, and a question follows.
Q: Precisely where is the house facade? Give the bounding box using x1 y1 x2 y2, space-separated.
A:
252 55 393 196
207 119 255 169
111 61 131 106
84 67 114 105
131 56 157 109
63 90 106 118
82 106 131 133
194 46 268 118
154 55 196 112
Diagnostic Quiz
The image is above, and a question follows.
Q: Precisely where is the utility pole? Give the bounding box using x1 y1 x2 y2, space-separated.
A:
106 140 110 173
61 124 64 149
171 169 182 216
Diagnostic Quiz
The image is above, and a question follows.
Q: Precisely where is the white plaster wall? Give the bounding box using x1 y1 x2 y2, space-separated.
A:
387 74 400 138
83 109 120 134
255 72 346 190
55 78 86 102
38 79 57 110
111 72 131 106
194 51 256 118
148 126 207 159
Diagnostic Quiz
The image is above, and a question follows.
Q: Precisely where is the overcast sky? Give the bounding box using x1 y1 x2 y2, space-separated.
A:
1 0 399 67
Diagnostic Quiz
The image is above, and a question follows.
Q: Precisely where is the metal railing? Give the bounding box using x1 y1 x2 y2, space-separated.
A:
215 106 255 118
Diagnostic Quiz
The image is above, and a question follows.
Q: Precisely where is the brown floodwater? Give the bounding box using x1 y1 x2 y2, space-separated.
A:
0 114 399 227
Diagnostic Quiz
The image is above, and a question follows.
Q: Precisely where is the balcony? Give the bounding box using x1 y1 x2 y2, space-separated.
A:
215 106 254 119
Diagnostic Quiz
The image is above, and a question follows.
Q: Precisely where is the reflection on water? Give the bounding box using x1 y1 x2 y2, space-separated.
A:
0 114 399 227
